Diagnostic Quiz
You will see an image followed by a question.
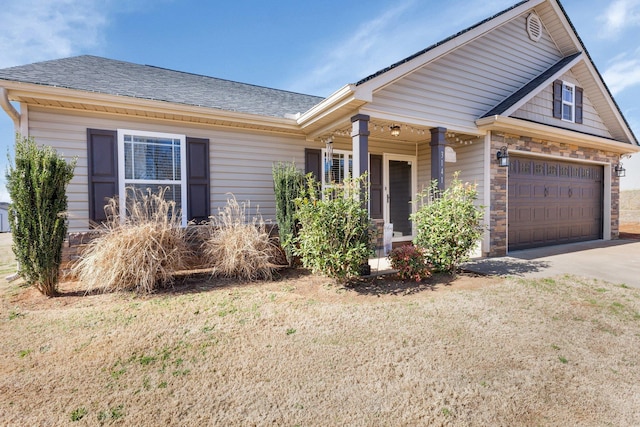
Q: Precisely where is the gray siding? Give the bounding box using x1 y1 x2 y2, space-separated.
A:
511 70 613 138
368 14 563 130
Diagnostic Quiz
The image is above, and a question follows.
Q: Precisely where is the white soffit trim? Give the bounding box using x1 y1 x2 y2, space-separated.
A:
499 52 583 117
356 0 546 95
476 115 640 154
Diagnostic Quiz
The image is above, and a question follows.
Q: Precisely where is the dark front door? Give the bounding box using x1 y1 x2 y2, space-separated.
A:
508 156 603 251
388 160 412 238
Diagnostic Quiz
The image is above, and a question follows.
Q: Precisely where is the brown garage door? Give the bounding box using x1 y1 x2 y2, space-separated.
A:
508 156 603 251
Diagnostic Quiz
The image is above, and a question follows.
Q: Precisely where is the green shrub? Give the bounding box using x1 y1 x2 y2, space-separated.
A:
411 172 484 274
388 245 431 282
72 187 190 294
6 134 76 296
272 162 304 267
203 195 280 281
294 174 373 280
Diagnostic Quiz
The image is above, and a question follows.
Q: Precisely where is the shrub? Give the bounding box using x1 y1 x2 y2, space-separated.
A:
411 172 484 274
6 134 76 296
203 195 280 280
294 174 373 280
272 162 304 267
388 245 431 282
72 187 190 293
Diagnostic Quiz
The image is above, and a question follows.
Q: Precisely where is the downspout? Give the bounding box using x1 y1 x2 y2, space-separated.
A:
0 87 20 129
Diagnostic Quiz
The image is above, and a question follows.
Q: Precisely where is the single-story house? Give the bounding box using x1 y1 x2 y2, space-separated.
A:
0 0 638 257
0 202 10 232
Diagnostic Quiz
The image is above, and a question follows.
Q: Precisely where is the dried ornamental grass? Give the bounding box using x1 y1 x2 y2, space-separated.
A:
72 187 190 293
203 195 280 280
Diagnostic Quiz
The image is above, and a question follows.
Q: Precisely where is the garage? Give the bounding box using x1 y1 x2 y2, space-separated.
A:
508 155 603 251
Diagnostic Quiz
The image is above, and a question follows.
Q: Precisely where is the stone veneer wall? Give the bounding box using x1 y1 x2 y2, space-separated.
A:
489 131 621 257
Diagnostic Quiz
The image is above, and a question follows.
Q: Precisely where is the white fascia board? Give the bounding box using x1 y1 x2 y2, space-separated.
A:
2 81 301 131
356 0 546 94
297 84 365 126
476 115 640 154
498 53 583 117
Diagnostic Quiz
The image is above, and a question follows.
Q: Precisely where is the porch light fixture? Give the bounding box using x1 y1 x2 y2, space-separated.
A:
614 162 626 178
496 146 509 167
390 125 401 137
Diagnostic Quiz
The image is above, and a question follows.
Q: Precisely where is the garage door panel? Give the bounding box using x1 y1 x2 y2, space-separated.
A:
508 156 602 251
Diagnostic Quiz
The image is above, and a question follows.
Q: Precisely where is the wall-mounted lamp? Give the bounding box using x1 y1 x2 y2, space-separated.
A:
614 162 626 178
496 146 509 167
390 125 401 137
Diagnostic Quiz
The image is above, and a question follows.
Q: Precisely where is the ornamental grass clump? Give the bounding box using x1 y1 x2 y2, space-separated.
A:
72 187 190 294
203 195 280 281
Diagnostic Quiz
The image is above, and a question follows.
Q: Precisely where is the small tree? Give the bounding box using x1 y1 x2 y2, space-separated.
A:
6 134 76 296
272 162 304 266
294 174 373 280
411 172 484 274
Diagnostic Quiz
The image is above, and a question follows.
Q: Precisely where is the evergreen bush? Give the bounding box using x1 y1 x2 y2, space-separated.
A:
6 135 76 296
294 174 373 280
272 162 304 266
411 172 484 274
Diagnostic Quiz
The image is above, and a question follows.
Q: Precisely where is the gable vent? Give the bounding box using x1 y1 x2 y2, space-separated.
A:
527 13 542 42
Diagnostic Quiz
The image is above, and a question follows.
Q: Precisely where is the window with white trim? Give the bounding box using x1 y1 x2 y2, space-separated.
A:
322 148 353 192
561 82 575 122
117 129 187 225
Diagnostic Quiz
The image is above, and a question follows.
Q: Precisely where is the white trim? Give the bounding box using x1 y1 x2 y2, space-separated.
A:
320 148 353 193
383 153 417 242
117 129 187 226
561 81 575 123
19 102 28 137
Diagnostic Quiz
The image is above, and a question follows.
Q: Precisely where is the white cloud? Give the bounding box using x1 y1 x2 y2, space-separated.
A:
603 49 640 94
286 0 515 96
0 0 109 68
599 0 640 38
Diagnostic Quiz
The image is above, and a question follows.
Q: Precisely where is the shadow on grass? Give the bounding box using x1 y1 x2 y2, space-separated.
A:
345 272 462 297
462 258 552 277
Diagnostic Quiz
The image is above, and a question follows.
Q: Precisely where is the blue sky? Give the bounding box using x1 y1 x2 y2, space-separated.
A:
0 0 639 202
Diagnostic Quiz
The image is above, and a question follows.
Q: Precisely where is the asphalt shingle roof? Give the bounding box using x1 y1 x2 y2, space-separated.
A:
0 55 324 118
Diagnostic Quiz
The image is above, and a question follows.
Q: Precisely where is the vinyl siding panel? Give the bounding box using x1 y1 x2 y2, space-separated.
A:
369 15 563 129
511 70 613 138
27 108 423 232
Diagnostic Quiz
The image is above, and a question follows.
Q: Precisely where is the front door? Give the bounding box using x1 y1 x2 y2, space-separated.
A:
384 154 416 242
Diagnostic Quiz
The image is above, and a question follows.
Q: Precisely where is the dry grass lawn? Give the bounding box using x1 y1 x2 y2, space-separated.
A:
1 233 640 425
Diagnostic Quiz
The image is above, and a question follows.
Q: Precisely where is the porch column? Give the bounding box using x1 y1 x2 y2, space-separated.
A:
430 127 447 191
351 114 370 179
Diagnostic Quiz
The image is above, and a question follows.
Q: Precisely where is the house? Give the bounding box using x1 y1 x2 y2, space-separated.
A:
0 0 638 257
0 202 10 232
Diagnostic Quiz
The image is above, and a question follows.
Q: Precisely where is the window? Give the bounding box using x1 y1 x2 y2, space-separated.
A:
118 129 187 225
553 79 583 124
322 149 353 191
562 82 575 122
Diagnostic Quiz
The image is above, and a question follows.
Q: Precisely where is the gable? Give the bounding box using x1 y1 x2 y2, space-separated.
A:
511 70 612 139
362 11 563 132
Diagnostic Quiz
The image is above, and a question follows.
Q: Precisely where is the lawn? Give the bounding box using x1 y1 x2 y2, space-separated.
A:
1 234 640 425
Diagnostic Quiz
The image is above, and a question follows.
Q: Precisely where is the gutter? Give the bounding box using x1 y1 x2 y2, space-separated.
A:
0 87 20 127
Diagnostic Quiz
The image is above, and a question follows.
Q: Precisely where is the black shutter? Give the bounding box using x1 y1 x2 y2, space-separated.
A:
575 86 584 124
369 154 383 219
552 80 563 119
304 148 322 181
186 137 210 223
87 128 118 225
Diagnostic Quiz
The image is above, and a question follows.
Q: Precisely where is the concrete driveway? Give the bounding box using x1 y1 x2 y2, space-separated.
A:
464 239 640 287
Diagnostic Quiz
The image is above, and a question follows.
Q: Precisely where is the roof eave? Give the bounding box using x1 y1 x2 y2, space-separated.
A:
1 81 302 132
476 115 640 154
